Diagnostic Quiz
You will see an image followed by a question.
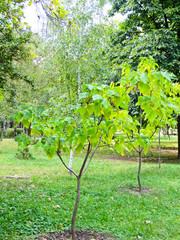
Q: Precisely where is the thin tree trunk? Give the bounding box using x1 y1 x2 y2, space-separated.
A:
167 125 170 141
14 127 17 138
27 123 31 137
138 104 142 193
159 128 161 169
178 115 180 159
68 148 74 175
71 177 81 240
138 149 142 193
163 127 166 136
3 120 5 131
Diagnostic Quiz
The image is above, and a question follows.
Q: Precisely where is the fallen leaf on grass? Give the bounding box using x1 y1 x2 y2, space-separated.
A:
53 205 61 208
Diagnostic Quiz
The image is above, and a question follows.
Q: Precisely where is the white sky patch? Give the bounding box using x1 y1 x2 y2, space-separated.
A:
23 2 126 33
23 3 46 33
103 3 126 22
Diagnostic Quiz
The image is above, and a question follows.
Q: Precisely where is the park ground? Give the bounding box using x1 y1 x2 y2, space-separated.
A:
0 138 179 240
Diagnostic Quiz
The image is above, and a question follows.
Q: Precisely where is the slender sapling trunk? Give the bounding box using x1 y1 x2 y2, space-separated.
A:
178 115 180 159
167 125 170 141
138 148 142 193
71 177 81 240
70 142 91 240
138 105 142 193
159 128 161 169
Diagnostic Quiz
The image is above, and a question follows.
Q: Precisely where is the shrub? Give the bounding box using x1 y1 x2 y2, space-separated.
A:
3 128 24 139
15 146 34 160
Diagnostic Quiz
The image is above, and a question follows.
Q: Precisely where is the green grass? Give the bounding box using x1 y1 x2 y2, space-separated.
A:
0 140 180 240
151 135 178 149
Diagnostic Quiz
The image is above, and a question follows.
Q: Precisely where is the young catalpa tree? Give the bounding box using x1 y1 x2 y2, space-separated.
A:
13 83 136 240
118 57 180 192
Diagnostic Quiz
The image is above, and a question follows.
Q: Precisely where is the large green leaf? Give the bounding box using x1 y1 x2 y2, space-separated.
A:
92 94 104 103
75 143 84 154
102 99 110 109
66 125 74 135
79 92 90 100
44 145 57 159
37 106 45 113
22 118 30 128
107 90 120 98
139 72 148 84
138 96 151 105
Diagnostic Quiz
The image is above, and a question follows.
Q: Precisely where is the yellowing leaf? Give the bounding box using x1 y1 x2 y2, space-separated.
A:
30 50 37 57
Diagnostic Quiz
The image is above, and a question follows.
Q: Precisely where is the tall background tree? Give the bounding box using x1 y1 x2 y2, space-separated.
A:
108 0 180 158
0 0 32 97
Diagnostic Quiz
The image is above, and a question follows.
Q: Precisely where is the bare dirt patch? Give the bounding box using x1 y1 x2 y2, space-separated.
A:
36 230 115 240
101 149 180 164
102 155 136 162
118 186 151 195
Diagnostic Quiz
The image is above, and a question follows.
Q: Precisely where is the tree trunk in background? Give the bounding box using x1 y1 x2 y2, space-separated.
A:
178 115 180 159
27 123 31 137
167 125 170 141
14 127 17 138
159 128 161 169
138 149 142 193
68 149 74 175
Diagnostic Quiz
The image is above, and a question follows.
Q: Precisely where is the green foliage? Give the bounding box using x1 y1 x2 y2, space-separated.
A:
0 0 32 94
13 80 135 159
14 134 34 159
109 0 180 81
15 146 34 160
117 58 180 154
13 58 180 160
34 22 112 117
2 128 23 139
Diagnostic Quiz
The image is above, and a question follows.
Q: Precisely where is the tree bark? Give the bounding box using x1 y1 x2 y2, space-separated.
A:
167 125 170 141
68 147 74 175
178 115 180 159
138 104 142 193
27 123 31 137
71 142 91 240
71 177 81 240
14 127 17 138
138 149 142 193
159 128 161 169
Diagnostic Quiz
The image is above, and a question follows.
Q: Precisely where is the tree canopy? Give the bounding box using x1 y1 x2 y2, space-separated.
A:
0 0 33 95
109 0 180 80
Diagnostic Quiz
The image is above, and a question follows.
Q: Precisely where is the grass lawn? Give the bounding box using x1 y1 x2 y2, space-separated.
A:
0 139 180 240
151 135 178 149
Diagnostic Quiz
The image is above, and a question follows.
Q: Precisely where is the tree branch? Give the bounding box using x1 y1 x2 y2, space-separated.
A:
83 137 102 174
56 150 78 178
78 140 91 179
159 0 169 28
97 115 104 126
